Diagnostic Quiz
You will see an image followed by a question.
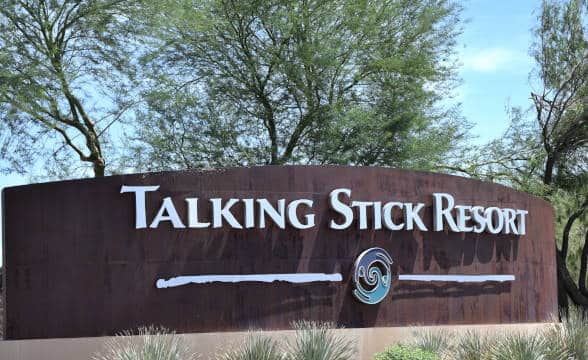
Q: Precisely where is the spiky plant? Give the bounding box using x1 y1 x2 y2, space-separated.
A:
217 333 283 360
486 333 546 360
92 325 198 360
542 309 585 360
412 328 452 356
452 330 490 360
284 321 356 360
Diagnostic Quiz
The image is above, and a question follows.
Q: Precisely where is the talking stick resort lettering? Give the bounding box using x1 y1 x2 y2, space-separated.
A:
2 166 557 341
122 186 528 234
123 185 527 302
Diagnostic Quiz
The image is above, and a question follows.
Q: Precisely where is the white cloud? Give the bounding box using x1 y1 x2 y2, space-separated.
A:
461 47 529 73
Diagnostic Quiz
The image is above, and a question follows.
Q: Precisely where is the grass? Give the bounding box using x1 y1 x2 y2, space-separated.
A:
217 333 282 360
92 322 357 360
407 310 588 360
485 333 547 360
412 328 451 355
452 330 490 360
542 308 588 359
92 326 198 360
88 310 588 360
285 321 357 360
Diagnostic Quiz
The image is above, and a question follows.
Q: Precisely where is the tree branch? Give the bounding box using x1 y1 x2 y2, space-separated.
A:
560 197 588 261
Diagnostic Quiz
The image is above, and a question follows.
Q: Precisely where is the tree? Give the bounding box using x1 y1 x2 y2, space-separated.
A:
446 0 588 312
128 0 466 171
0 0 139 177
531 0 588 311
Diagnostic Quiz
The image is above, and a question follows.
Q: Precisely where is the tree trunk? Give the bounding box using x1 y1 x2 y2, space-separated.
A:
93 160 105 177
558 264 569 317
544 154 555 185
557 251 588 307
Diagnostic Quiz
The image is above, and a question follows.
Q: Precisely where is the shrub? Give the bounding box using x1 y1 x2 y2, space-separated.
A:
412 329 451 355
217 334 282 360
486 333 546 360
453 330 490 360
373 344 440 360
285 321 356 360
92 326 198 360
542 309 587 360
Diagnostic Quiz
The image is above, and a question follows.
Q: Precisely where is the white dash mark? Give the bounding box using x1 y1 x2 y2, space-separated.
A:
156 273 343 289
398 275 515 283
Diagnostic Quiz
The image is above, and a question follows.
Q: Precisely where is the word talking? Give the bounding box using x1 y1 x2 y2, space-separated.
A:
121 186 528 235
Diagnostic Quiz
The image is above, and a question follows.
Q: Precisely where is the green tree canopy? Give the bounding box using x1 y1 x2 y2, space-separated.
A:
0 0 140 177
128 0 466 171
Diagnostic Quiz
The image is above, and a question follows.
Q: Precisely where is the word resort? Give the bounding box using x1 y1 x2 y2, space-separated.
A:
121 186 528 235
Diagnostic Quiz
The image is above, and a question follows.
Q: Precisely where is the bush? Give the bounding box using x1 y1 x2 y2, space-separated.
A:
373 344 440 360
453 330 490 360
411 329 451 355
92 326 198 360
217 334 282 360
486 333 546 360
542 309 588 359
285 321 356 360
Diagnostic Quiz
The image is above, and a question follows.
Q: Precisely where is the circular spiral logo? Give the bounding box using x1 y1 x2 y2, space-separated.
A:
352 247 394 304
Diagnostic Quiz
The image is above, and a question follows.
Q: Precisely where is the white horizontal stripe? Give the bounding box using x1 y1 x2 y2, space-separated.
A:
156 273 343 288
398 275 515 283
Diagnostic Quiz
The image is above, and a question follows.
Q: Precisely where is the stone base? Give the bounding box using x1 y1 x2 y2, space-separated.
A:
0 323 553 360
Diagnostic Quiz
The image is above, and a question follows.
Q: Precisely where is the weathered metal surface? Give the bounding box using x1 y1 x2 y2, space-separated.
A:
2 166 557 339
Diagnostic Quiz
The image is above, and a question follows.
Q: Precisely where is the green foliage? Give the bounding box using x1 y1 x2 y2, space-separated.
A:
411 329 451 355
90 321 588 360
543 308 588 359
409 326 573 360
552 188 588 280
0 0 142 177
96 322 356 360
532 0 588 93
453 330 490 360
284 321 356 360
373 344 439 360
92 326 198 360
486 333 549 360
129 0 467 170
0 0 469 177
217 334 282 360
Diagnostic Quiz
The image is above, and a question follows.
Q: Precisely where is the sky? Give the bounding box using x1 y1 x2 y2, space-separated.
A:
457 1 538 141
0 1 541 265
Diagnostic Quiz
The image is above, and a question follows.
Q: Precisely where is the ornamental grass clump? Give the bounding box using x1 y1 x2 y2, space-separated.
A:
452 330 490 360
217 333 283 360
285 321 356 360
542 308 588 360
412 328 452 356
486 332 547 360
92 326 198 360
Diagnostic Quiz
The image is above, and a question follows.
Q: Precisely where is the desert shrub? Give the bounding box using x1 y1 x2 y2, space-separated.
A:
285 321 356 360
373 344 440 360
542 308 587 360
486 333 546 360
452 330 490 360
412 329 451 355
92 326 198 360
217 334 282 360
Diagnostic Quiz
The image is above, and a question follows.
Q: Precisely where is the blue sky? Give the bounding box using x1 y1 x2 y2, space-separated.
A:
458 0 538 142
0 1 541 264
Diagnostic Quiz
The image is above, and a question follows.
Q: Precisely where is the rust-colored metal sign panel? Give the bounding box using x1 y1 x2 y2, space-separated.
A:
2 166 557 339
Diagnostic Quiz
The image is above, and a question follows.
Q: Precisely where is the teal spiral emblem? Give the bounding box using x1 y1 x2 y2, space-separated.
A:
352 247 394 304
